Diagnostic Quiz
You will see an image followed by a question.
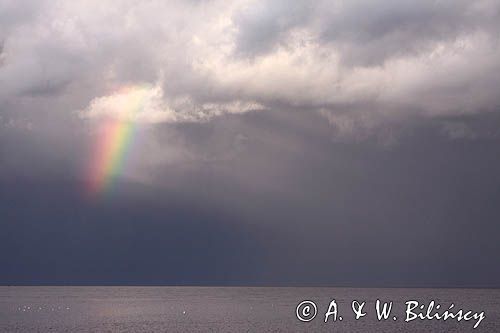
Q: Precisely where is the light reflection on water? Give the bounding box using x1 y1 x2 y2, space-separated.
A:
0 287 499 332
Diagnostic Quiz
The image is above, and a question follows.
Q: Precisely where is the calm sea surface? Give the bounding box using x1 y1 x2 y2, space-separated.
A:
0 287 498 332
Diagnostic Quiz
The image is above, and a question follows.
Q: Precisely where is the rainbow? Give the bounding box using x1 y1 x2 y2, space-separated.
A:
86 85 149 195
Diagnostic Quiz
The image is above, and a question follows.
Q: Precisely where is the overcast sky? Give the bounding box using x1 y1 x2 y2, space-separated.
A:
1 0 500 286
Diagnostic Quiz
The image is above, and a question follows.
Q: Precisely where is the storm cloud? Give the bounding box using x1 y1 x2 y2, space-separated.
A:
1 0 500 286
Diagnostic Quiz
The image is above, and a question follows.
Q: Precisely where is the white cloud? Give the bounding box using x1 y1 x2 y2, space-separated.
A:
79 83 265 124
1 0 500 131
80 84 174 123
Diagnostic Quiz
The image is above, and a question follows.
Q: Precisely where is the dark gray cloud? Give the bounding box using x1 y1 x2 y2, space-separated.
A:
232 1 500 65
233 0 313 56
1 0 500 286
318 0 500 65
2 109 500 285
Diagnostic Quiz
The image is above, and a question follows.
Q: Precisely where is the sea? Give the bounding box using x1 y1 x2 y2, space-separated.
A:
0 287 498 332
